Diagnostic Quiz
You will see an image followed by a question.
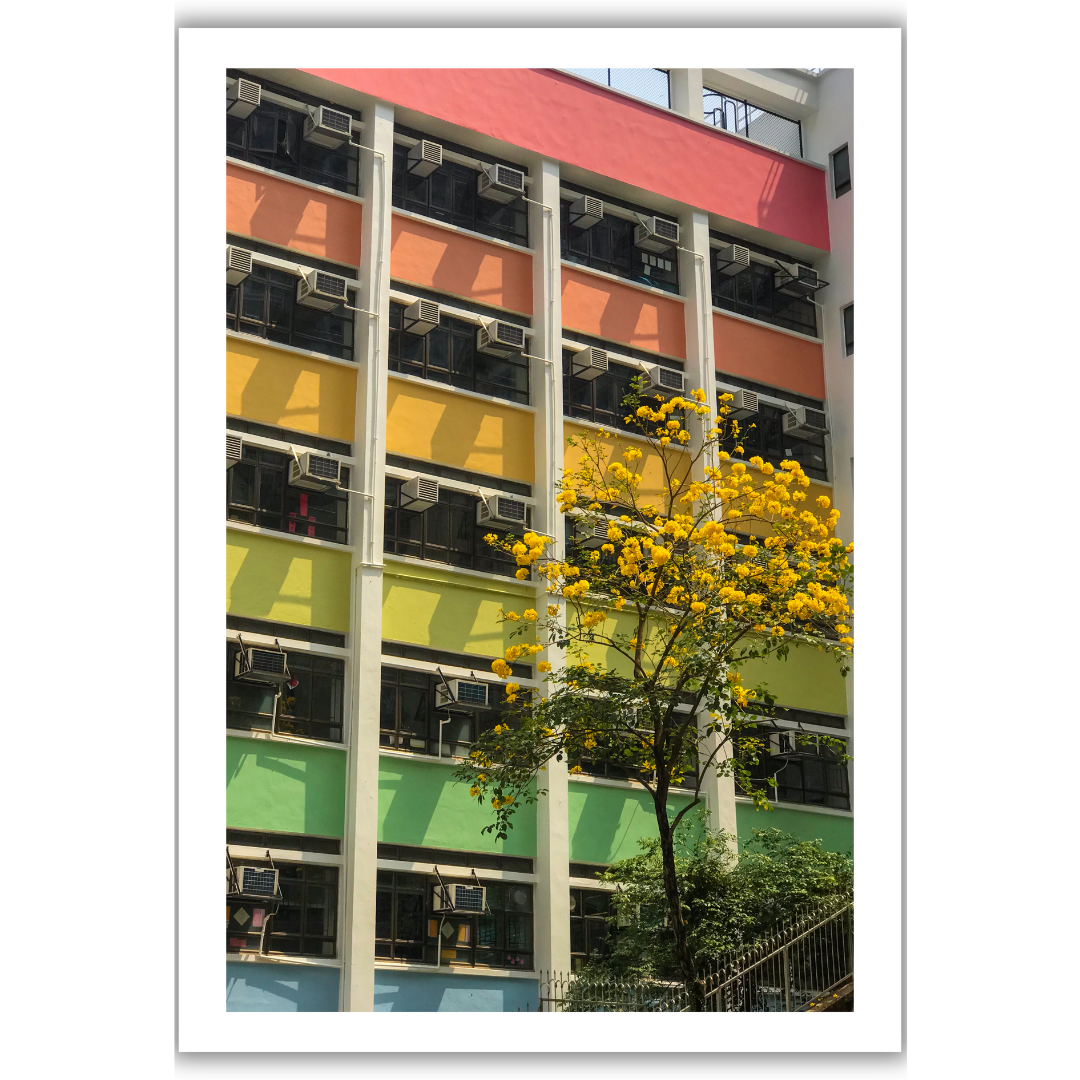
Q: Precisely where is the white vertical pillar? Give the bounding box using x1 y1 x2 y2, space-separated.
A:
526 155 571 978
341 100 394 1012
669 69 705 122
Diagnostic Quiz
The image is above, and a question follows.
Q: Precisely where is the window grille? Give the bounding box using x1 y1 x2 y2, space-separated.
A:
565 68 671 110
702 88 803 159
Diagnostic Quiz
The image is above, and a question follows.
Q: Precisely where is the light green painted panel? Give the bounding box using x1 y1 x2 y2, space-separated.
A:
567 782 699 864
739 641 848 715
382 565 535 663
378 755 537 857
226 736 347 837
736 801 853 855
227 530 351 631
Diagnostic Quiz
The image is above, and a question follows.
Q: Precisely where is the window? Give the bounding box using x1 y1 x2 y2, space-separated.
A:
712 259 818 337
225 416 351 458
226 614 346 650
391 140 528 247
226 642 345 743
383 478 525 577
702 88 803 159
376 872 533 970
843 303 854 356
379 666 506 758
381 640 533 681
721 395 828 481
831 145 851 198
570 888 615 970
386 453 531 498
739 730 850 811
227 262 355 362
226 94 359 195
227 859 339 957
561 198 679 294
562 348 640 432
227 829 341 855
378 844 532 874
227 444 349 544
388 302 529 405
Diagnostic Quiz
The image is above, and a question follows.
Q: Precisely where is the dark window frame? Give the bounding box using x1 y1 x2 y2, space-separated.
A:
843 303 854 356
739 729 851 812
719 394 829 482
830 144 851 198
570 887 616 970
712 259 819 337
562 348 640 432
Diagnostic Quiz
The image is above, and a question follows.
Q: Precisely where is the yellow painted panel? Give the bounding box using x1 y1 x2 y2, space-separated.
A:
227 530 351 631
385 379 534 482
226 335 356 441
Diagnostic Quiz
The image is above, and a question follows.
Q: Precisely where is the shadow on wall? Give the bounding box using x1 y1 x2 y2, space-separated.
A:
373 970 539 1012
236 355 323 435
226 961 340 1012
378 759 449 847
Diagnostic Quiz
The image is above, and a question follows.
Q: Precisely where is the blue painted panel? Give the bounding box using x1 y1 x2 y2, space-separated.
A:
374 969 538 1012
226 961 340 1012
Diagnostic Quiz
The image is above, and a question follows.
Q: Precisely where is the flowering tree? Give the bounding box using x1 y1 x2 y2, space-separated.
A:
454 380 853 1009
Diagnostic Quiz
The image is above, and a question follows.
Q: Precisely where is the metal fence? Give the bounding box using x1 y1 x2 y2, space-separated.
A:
564 68 671 110
702 87 804 159
536 895 852 1012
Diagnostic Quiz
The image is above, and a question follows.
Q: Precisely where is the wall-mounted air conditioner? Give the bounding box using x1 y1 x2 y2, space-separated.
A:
774 262 828 297
769 730 812 758
226 434 243 469
715 244 751 276
296 269 348 310
436 679 492 709
726 389 759 418
634 217 680 253
570 346 608 381
234 647 290 684
288 452 341 491
407 140 443 177
477 163 526 203
400 476 440 511
476 320 527 357
476 494 528 527
226 246 253 286
303 105 353 148
226 79 261 119
403 299 440 336
640 362 685 394
568 195 603 230
231 866 280 897
782 406 829 437
433 882 488 913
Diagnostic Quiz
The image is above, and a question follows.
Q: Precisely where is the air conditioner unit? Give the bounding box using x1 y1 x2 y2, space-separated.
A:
769 730 811 758
400 476 440 511
568 195 603 230
477 162 526 203
296 269 348 310
437 679 492 709
303 105 353 148
725 389 759 418
407 139 443 177
403 298 440 336
433 882 488 913
476 320 526 357
226 78 261 119
476 494 528 527
234 647 290 684
288 452 341 491
225 246 253 286
715 243 751 276
226 434 243 469
774 261 828 297
640 362 685 395
634 216 680 253
231 866 280 897
571 347 608 381
782 406 829 436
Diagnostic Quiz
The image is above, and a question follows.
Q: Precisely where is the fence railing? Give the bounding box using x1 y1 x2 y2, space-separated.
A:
702 88 804 159
536 895 852 1012
563 68 671 110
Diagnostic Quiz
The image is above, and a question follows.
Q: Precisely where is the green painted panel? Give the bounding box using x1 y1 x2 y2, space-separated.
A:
735 801 853 855
226 736 347 837
382 566 535 663
739 641 848 714
567 782 699 864
378 755 537 857
227 530 351 632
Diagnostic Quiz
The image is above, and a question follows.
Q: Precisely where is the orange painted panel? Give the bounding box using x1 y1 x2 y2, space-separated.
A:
561 267 686 360
712 312 825 400
226 163 363 266
390 215 533 315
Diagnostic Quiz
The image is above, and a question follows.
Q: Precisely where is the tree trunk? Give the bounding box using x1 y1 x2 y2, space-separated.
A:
655 801 706 1011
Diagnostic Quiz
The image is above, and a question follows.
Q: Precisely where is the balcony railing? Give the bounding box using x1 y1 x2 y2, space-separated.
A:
564 68 671 110
702 87 804 159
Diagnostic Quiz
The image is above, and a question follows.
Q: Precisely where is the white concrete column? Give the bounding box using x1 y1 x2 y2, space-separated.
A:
341 100 394 1012
669 69 704 123
525 155 571 978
